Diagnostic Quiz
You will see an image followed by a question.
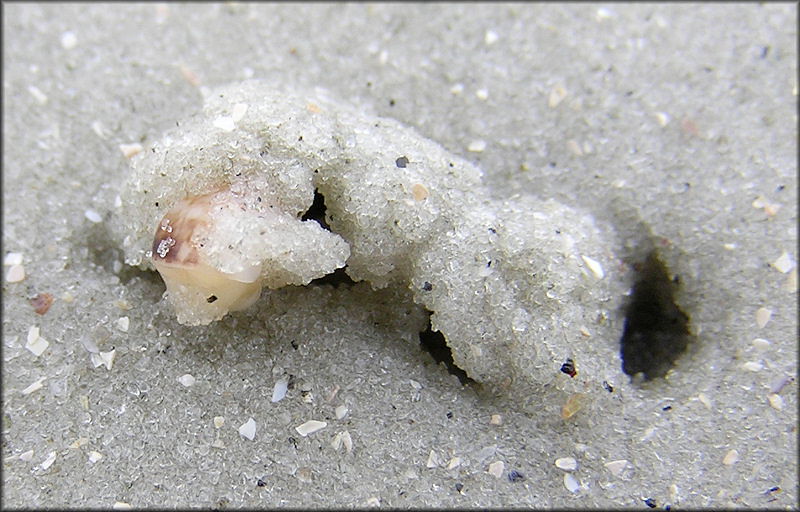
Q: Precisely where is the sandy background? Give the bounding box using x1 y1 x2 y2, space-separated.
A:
3 3 797 508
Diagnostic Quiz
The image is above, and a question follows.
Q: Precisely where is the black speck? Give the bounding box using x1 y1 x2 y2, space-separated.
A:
395 156 409 168
644 498 657 508
549 161 557 168
298 135 303 142
446 411 453 419
389 99 396 107
560 358 577 378
603 380 614 393
290 340 299 350
422 281 433 291
455 483 464 493
154 202 159 207
206 295 218 303
761 45 770 58
508 470 525 482
662 405 672 411
257 479 267 487
489 227 497 234
449 162 454 167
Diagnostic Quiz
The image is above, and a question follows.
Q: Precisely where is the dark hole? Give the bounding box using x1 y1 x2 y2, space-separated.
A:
309 266 355 288
300 189 330 230
419 312 474 385
206 295 218 303
395 156 409 168
619 249 691 380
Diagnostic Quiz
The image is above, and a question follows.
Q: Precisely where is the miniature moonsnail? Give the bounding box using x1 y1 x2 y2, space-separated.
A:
151 190 263 317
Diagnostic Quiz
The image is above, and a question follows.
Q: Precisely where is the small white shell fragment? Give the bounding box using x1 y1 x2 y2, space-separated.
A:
4 252 23 266
60 31 77 49
426 450 441 468
669 483 680 503
295 420 327 437
40 451 56 470
22 377 46 396
771 251 794 273
654 111 670 127
211 439 225 449
467 139 487 152
91 120 109 139
119 143 143 158
697 393 713 410
742 361 763 372
20 450 34 462
723 243 736 251
231 102 248 122
26 326 49 357
722 449 739 466
752 338 771 350
90 350 116 371
487 460 504 478
112 502 132 510
84 209 103 223
755 308 772 328
341 430 353 452
447 457 462 469
548 84 568 108
597 7 613 19
476 88 489 101
213 115 236 132
409 379 422 390
555 457 578 472
213 416 224 428
178 374 196 387
489 414 503 425
365 497 381 507
331 432 343 451
786 268 798 293
69 437 89 449
767 393 784 411
335 405 348 419
579 325 592 337
271 377 288 402
604 459 628 476
563 473 580 493
238 418 256 440
581 255 605 278
27 85 48 105
567 139 583 156
484 30 499 45
116 316 130 333
6 264 25 283
88 451 103 463
450 83 464 95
